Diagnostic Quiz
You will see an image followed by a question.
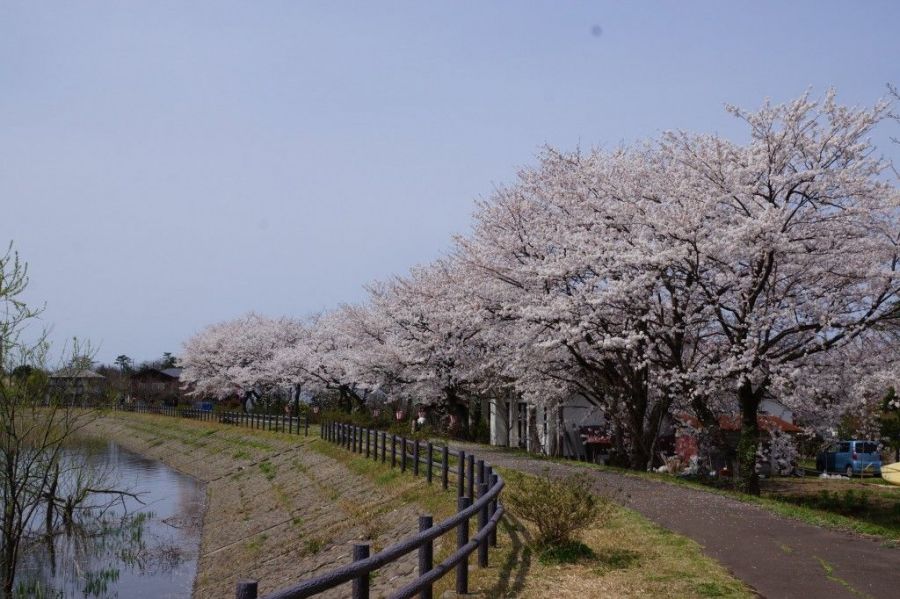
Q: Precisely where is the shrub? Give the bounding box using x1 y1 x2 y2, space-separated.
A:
538 540 596 564
504 470 612 548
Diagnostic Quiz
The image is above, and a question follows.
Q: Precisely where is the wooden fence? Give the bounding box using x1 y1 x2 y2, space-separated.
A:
110 406 504 598
113 403 310 435
238 421 505 599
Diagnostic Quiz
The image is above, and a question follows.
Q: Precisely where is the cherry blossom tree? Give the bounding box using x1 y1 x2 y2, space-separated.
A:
456 146 715 467
272 306 386 412
359 260 506 436
655 92 900 493
179 313 304 409
177 91 899 495
457 91 900 490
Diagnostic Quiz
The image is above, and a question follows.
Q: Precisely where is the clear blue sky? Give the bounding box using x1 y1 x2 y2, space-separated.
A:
1 1 898 365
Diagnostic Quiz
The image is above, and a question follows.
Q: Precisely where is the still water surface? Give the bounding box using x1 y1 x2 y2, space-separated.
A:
17 441 204 598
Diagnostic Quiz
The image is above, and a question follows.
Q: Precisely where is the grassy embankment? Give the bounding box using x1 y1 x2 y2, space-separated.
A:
86 411 752 598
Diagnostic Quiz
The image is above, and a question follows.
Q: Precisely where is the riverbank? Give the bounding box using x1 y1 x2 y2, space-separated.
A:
83 412 752 598
81 412 426 598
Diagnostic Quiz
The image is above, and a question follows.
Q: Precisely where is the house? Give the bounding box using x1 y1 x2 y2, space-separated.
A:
129 367 183 405
489 395 606 459
673 410 802 474
49 368 107 404
489 393 803 470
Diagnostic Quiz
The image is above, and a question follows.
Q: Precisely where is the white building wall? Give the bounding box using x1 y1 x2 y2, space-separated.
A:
488 395 607 459
760 398 794 423
489 399 510 447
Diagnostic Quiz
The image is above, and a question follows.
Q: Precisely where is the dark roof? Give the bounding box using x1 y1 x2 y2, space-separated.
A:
131 368 181 381
677 412 803 434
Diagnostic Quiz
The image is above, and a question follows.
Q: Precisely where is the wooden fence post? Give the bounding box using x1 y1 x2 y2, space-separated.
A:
413 439 419 476
418 515 434 599
441 446 449 490
456 496 471 594
467 454 475 499
366 428 371 458
381 432 387 463
457 451 465 497
489 473 498 547
478 482 489 567
391 435 397 468
426 443 433 484
401 437 408 472
351 543 370 599
235 579 258 599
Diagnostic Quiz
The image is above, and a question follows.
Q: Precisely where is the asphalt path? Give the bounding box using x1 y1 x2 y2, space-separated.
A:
454 442 900 599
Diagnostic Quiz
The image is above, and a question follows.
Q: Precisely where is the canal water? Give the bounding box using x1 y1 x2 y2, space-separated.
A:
14 440 205 598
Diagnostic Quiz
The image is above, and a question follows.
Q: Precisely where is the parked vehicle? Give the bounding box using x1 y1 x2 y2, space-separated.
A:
816 440 882 477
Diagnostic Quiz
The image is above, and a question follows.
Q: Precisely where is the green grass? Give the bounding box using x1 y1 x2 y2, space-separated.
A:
815 557 874 598
750 495 899 545
258 461 277 480
538 541 596 565
302 537 324 556
766 487 900 540
245 533 268 553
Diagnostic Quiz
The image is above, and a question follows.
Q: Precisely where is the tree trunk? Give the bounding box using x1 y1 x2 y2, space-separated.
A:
554 404 564 458
736 382 762 495
46 464 59 533
628 438 649 470
2 517 14 596
528 406 543 454
691 396 727 476
445 388 469 439
2 453 18 596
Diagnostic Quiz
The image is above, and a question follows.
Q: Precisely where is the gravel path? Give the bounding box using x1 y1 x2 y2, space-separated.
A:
453 442 900 599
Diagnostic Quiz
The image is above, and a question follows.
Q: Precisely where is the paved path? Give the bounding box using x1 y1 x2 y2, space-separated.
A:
454 442 899 599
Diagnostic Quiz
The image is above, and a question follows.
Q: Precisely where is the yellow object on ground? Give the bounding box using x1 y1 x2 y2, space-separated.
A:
882 462 900 486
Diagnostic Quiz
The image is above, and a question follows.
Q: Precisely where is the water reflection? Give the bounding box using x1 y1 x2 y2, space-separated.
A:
13 441 204 598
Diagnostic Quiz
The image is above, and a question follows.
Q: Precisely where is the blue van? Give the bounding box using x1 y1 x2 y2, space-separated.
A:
816 440 882 477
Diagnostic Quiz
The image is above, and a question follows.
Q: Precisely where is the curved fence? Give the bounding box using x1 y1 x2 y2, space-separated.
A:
109 406 505 598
